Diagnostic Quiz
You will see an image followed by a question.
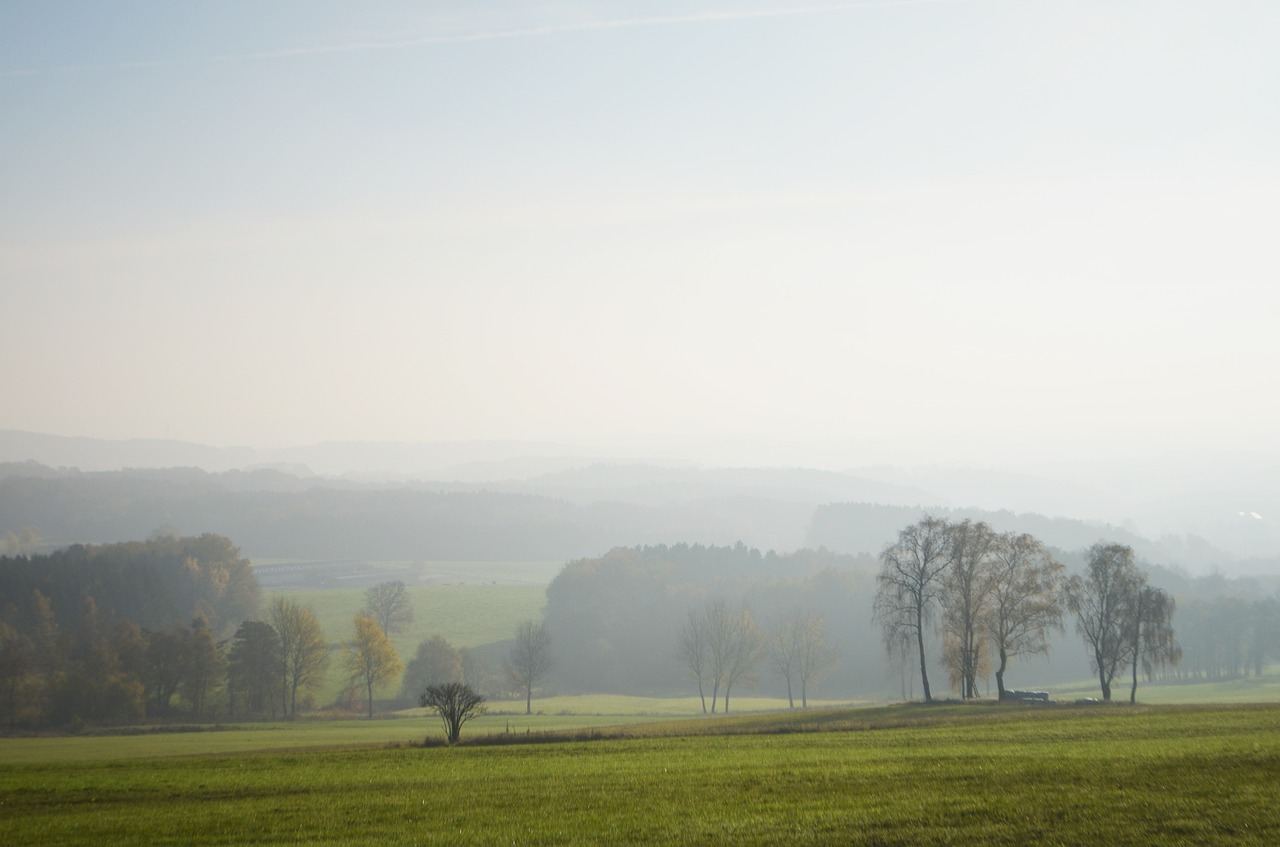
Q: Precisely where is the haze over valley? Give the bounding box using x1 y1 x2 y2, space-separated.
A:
3 0 1279 738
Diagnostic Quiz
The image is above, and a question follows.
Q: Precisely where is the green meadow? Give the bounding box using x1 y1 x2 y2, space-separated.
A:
2 703 1277 845
262 563 551 705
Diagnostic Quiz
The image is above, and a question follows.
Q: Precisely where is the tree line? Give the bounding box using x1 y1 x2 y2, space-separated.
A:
0 541 553 729
0 534 258 727
874 515 1180 702
4 527 1277 729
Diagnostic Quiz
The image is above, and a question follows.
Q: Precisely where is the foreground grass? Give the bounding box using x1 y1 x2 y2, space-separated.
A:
2 703 1277 845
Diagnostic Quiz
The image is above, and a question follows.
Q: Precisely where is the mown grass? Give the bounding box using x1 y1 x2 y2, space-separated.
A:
2 703 1277 845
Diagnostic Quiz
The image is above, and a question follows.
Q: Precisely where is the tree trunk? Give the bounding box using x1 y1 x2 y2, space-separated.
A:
1130 657 1138 704
801 679 808 709
525 685 532 715
786 677 794 709
995 647 1008 701
697 679 706 714
917 605 932 703
367 678 374 719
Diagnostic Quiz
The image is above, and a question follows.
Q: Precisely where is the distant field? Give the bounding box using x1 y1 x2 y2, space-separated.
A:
477 694 869 717
1045 674 1280 705
3 703 1277 845
252 558 564 587
263 577 547 705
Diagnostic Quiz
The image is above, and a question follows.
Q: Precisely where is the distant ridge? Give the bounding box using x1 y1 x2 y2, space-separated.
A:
0 430 255 473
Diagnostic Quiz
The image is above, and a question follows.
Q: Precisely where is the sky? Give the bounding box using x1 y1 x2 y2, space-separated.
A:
3 0 1278 471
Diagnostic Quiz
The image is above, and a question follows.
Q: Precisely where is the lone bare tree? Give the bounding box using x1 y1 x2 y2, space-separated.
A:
363 581 414 637
420 682 485 744
343 613 403 718
505 620 552 715
985 532 1064 700
874 515 953 702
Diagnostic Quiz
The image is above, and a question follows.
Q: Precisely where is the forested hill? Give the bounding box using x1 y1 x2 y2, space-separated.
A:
0 533 258 636
0 466 820 560
0 463 1259 572
544 544 882 695
807 502 1158 563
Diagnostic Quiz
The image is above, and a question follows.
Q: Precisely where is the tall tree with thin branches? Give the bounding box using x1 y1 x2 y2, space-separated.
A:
939 520 999 699
1064 543 1143 702
874 515 953 702
1126 585 1180 704
505 620 552 715
985 532 1064 700
269 597 330 718
770 607 837 709
720 605 762 714
363 581 414 637
677 606 711 713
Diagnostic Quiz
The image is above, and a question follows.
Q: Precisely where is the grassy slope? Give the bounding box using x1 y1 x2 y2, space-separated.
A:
2 703 1277 846
265 581 546 705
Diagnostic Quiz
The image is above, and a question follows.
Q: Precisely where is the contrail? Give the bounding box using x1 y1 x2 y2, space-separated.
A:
3 0 966 78
222 0 966 61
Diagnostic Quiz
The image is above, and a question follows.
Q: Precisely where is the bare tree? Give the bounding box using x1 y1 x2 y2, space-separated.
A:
720 605 762 714
939 521 999 699
1064 543 1143 702
343 613 403 718
703 599 734 713
677 606 711 713
770 608 837 709
679 598 762 714
985 532 1064 700
795 611 838 709
768 609 805 709
269 597 330 718
874 515 953 702
1127 585 1180 703
505 620 552 715
363 581 414 637
420 682 486 744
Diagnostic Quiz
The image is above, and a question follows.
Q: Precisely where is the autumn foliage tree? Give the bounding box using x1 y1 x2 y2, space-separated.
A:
985 533 1064 700
269 597 329 718
343 613 403 718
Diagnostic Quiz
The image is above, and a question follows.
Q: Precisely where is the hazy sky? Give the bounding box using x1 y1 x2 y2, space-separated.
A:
3 0 1278 469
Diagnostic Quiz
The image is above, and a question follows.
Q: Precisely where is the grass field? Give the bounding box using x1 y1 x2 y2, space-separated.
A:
264 579 547 705
2 703 1277 845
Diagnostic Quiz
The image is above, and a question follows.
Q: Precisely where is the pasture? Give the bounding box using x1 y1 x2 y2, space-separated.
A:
261 562 551 705
2 703 1277 845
